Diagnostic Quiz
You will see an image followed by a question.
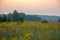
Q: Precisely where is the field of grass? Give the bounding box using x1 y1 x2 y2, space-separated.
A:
0 22 60 40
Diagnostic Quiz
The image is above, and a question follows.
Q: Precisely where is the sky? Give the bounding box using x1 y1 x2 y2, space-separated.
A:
0 0 60 16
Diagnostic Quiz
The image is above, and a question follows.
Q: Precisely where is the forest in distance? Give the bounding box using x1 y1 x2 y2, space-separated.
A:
0 10 60 22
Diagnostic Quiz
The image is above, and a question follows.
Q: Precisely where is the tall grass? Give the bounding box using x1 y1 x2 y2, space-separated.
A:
0 22 60 40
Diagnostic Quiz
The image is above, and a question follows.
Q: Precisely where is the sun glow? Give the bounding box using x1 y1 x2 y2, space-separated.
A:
1 0 57 9
4 12 8 15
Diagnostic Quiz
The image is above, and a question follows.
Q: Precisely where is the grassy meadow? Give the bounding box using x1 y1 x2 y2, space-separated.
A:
0 22 60 40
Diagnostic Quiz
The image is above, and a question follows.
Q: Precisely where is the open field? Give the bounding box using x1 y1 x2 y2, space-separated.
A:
0 22 60 40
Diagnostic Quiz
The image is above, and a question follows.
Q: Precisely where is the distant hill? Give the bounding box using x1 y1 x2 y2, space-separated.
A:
37 15 60 22
24 15 41 21
24 15 60 22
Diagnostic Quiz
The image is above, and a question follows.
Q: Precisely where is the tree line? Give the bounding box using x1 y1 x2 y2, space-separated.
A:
0 10 60 23
0 10 24 22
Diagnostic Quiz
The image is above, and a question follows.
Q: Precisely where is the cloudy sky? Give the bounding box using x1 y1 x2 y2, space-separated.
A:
0 0 60 16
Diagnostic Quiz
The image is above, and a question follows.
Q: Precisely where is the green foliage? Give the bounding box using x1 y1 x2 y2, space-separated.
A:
0 10 24 22
2 14 6 22
12 10 18 17
12 10 19 21
18 17 24 22
58 19 60 22
7 17 11 22
41 20 48 23
0 14 11 22
0 16 3 22
12 10 24 22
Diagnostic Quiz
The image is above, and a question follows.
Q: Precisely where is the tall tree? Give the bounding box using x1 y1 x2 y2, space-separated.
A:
0 16 2 22
12 10 19 21
2 14 6 22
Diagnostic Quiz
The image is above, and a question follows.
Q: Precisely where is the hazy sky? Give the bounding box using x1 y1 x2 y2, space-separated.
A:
0 0 60 16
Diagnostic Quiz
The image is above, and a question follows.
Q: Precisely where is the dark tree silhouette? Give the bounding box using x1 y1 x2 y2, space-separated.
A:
12 10 19 21
12 10 24 22
18 17 24 22
58 18 60 22
0 10 24 22
7 17 11 22
0 16 3 22
2 14 6 22
41 20 48 23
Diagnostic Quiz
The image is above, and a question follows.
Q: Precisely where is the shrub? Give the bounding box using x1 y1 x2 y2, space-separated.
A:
41 20 48 23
